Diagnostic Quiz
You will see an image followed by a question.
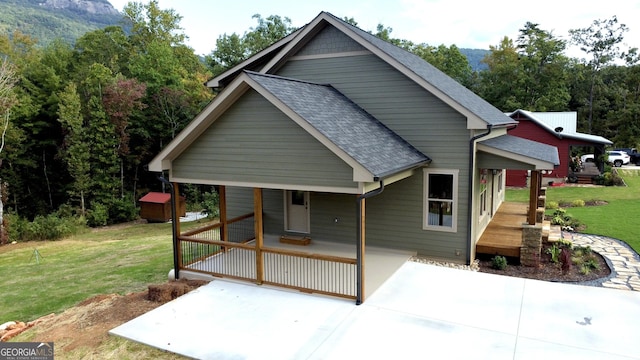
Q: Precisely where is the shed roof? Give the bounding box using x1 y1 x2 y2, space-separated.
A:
139 192 171 204
246 71 431 179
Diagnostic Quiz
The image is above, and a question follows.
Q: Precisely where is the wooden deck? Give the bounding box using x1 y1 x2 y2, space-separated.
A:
476 202 528 258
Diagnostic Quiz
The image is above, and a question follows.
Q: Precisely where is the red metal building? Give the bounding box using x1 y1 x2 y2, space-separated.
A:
506 110 612 187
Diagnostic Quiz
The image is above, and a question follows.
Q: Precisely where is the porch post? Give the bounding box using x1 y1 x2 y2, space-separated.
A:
173 182 181 236
528 171 539 225
254 188 264 285
356 197 366 305
219 186 228 244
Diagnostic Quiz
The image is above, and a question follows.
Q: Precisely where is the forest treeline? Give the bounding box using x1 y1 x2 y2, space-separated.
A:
0 1 638 233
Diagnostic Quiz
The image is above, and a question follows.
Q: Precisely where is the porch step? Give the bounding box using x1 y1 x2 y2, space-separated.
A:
279 235 311 246
542 220 551 241
547 225 563 243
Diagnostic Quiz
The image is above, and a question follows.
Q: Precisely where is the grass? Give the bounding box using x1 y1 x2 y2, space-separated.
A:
0 220 208 323
507 169 640 253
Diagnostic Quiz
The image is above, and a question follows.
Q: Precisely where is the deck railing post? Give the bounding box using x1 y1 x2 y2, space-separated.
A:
528 171 539 225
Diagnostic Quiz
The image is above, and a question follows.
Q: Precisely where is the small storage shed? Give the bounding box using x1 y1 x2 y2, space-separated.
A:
139 192 186 222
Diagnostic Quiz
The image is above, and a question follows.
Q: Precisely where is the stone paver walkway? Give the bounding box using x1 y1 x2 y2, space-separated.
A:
563 231 640 291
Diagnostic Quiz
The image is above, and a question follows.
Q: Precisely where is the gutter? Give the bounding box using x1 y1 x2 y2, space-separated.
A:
355 180 384 305
466 125 493 264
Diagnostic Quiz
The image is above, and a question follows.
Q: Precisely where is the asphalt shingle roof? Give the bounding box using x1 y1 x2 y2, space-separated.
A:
246 71 431 178
479 135 560 166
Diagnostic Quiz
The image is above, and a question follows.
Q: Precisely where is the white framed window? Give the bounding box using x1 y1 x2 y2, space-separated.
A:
423 169 458 232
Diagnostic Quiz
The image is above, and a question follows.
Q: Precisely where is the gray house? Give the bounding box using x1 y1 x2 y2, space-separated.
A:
149 12 559 304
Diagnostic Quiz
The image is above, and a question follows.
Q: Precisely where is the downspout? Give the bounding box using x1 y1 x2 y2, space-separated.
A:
158 176 180 280
356 179 384 305
466 125 493 264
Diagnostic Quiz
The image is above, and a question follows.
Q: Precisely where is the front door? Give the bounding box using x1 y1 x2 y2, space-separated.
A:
285 190 310 233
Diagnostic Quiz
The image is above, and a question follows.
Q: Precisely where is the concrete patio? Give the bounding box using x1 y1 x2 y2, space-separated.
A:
110 261 640 359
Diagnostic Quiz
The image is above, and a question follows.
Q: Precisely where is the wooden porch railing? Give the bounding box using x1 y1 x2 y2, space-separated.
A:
176 212 357 300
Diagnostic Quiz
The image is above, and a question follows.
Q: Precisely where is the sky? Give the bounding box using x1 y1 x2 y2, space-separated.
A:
107 0 640 59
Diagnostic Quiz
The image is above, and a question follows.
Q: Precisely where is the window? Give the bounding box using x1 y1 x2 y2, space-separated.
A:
423 169 458 232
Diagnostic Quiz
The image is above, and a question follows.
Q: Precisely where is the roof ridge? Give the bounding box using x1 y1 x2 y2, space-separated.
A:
244 70 331 88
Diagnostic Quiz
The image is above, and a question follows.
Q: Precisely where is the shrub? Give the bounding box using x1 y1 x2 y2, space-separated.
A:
491 255 508 270
599 170 625 186
87 202 109 227
571 199 585 207
6 213 86 242
546 201 559 210
546 244 562 263
107 197 138 224
551 208 568 226
202 190 220 219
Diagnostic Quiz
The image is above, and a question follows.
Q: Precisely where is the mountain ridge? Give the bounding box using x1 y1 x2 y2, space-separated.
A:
0 0 122 47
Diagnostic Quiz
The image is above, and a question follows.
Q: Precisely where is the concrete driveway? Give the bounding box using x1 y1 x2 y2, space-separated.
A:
110 261 640 359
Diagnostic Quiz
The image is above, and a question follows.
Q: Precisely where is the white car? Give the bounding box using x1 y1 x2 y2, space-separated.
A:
580 151 630 167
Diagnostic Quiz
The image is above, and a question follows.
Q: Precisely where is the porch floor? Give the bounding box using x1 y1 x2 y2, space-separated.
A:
476 202 528 258
180 235 415 300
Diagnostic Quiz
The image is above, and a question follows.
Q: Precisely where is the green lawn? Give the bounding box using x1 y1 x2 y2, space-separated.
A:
506 169 640 253
0 220 207 323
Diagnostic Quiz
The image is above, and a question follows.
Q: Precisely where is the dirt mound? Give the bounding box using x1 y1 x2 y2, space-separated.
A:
8 279 209 353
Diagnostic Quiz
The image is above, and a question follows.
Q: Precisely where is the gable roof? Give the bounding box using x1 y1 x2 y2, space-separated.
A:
209 11 517 130
148 70 431 182
139 192 171 204
245 71 431 179
509 109 612 145
478 135 560 169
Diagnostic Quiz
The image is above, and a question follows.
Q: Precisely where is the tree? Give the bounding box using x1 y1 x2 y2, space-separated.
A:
477 37 523 111
123 0 186 51
516 22 570 110
102 77 147 198
0 57 18 243
57 82 90 215
206 14 296 76
570 16 629 133
413 44 473 86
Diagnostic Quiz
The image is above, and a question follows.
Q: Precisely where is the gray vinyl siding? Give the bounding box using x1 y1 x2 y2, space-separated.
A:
173 90 355 189
225 187 285 235
275 51 471 260
296 25 366 56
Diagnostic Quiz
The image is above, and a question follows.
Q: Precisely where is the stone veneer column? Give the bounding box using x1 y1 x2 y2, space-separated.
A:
521 223 543 267
536 208 545 223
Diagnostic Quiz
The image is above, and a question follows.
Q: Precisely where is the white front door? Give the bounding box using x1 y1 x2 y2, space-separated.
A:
285 190 310 233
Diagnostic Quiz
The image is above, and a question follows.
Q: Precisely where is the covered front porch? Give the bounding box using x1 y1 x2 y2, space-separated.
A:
167 184 414 304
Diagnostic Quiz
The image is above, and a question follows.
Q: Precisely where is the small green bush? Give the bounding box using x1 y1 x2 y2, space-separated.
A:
546 244 561 263
87 202 109 227
491 255 508 270
108 197 138 224
571 199 585 207
546 201 559 210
